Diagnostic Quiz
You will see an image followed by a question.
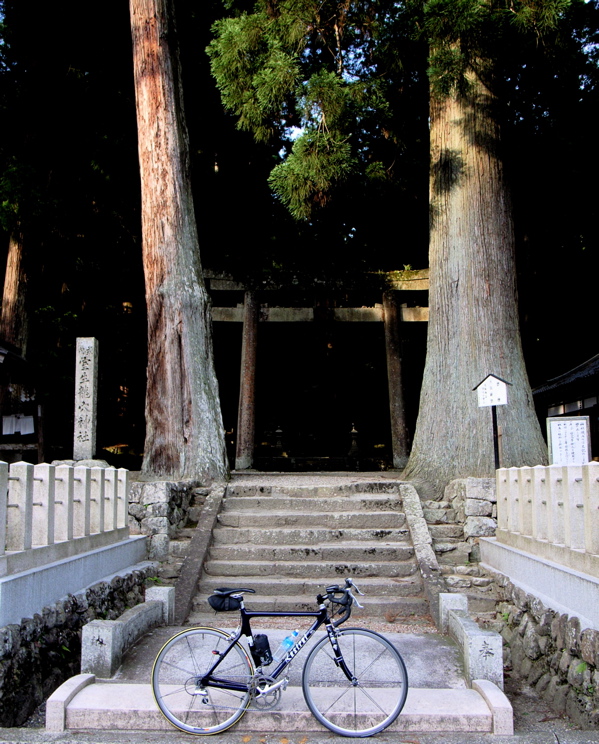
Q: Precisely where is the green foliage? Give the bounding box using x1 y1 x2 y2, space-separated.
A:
268 131 355 219
208 0 411 218
424 0 574 98
209 0 582 220
427 46 469 98
208 10 303 141
509 0 571 35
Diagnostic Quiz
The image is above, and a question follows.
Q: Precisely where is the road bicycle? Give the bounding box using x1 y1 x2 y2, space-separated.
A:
151 578 408 738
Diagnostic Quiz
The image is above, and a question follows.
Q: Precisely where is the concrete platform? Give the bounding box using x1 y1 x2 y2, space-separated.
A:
56 681 496 734
47 626 513 735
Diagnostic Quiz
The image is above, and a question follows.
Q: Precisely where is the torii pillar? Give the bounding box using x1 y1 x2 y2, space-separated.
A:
383 292 409 468
235 292 259 470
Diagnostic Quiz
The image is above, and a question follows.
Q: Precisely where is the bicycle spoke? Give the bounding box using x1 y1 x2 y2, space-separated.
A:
354 682 390 716
152 628 253 735
302 628 408 737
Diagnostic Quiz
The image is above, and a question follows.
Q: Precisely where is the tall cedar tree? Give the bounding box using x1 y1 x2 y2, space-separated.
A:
403 0 556 491
208 0 583 491
130 0 228 481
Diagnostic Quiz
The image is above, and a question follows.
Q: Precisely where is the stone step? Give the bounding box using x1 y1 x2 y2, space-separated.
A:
198 574 423 598
208 542 416 563
225 483 402 498
51 679 504 734
204 559 419 579
211 526 411 545
222 495 405 513
191 592 430 617
218 509 406 529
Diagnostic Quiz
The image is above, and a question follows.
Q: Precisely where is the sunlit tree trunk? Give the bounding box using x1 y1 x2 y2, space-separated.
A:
129 0 228 481
0 230 28 356
404 73 547 495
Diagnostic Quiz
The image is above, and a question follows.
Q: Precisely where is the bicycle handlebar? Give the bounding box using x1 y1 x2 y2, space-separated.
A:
317 578 365 626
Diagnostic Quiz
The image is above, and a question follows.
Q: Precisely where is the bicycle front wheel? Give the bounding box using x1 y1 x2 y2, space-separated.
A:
302 627 408 737
152 627 254 735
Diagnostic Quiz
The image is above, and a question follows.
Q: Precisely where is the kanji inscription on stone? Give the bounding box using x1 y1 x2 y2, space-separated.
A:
73 337 99 460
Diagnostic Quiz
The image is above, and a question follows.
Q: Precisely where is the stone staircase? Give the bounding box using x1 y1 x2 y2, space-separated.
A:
46 475 514 737
187 480 429 624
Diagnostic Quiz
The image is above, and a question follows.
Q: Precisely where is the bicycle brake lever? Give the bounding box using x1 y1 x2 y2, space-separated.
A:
347 589 364 609
345 578 365 596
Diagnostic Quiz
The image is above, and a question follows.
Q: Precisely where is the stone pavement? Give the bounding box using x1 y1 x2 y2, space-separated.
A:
1 726 599 744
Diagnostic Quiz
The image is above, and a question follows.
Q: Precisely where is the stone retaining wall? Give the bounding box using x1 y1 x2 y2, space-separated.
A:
421 477 599 727
0 562 155 727
422 477 499 612
482 568 599 728
128 479 210 561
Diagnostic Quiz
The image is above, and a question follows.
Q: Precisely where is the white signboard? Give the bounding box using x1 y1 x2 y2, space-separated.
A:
547 416 591 466
476 375 508 408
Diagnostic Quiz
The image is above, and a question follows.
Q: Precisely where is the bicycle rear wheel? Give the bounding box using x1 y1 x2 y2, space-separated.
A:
152 627 254 735
302 627 408 737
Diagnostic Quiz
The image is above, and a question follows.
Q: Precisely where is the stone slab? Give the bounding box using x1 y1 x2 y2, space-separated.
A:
174 487 224 625
56 682 493 733
213 526 410 545
495 529 599 580
204 558 418 578
480 537 599 631
439 592 468 634
0 539 149 626
218 510 406 528
448 610 504 689
81 601 165 678
46 674 96 732
145 586 175 625
0 527 131 578
472 679 514 735
198 574 422 597
116 627 466 692
73 337 98 461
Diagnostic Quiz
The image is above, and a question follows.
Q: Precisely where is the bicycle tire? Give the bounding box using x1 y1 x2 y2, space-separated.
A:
302 627 408 737
152 627 254 735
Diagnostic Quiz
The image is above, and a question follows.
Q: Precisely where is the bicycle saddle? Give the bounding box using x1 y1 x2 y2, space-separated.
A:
212 587 256 596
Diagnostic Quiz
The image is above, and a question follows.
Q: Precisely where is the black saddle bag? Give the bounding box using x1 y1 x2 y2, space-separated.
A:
208 593 242 612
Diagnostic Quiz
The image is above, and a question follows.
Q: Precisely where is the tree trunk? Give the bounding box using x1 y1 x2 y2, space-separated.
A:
129 0 228 482
0 230 28 356
404 74 547 495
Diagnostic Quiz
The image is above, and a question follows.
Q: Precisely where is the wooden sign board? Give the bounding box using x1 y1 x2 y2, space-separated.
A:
547 416 591 465
475 375 509 408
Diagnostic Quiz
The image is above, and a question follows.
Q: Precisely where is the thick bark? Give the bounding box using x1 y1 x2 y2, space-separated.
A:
130 0 228 481
0 231 28 356
404 75 547 494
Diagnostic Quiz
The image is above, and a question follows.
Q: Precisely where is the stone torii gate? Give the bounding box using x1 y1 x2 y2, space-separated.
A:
207 270 430 471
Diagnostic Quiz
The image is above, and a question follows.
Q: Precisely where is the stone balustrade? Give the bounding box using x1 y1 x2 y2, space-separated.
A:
495 461 599 578
0 460 130 577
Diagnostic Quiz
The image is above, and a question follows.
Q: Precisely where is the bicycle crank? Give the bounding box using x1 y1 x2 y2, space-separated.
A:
251 674 288 709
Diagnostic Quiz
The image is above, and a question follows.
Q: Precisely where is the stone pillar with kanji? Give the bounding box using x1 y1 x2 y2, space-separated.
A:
73 337 99 461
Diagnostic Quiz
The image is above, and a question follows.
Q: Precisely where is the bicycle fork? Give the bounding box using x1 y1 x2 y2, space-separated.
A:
326 625 358 685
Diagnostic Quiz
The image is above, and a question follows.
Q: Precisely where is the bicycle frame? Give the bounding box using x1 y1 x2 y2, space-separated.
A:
199 601 353 694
